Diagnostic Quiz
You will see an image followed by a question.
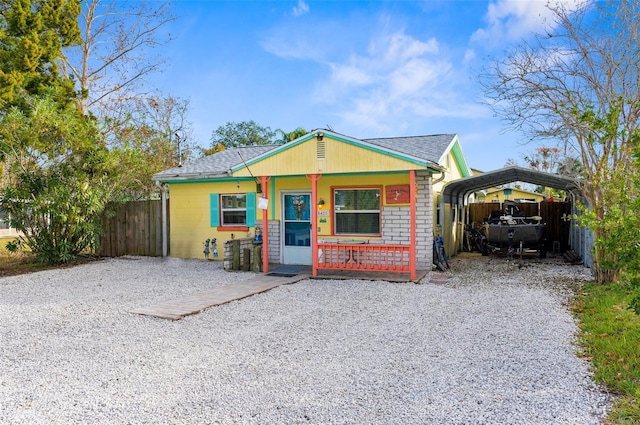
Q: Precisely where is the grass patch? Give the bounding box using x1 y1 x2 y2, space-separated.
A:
573 282 640 424
0 236 42 277
0 237 98 277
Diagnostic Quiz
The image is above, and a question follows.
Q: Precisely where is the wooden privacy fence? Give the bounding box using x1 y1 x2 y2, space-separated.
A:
469 201 572 252
98 200 168 257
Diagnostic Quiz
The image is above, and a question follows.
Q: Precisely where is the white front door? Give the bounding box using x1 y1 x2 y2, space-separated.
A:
282 192 312 265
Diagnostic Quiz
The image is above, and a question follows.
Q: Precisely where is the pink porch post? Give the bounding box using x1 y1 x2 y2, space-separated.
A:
409 170 417 280
261 176 269 274
310 174 320 277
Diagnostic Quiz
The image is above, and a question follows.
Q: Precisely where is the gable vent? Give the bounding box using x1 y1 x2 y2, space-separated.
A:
316 140 326 160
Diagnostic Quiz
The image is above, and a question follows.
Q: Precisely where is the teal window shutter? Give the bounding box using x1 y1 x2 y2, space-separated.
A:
246 192 256 227
210 194 220 227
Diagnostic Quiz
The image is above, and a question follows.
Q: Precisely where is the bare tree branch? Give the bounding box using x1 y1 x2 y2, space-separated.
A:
60 0 176 115
479 0 640 283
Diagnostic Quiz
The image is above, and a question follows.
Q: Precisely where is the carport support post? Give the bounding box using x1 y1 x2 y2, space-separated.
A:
410 170 417 281
261 175 269 274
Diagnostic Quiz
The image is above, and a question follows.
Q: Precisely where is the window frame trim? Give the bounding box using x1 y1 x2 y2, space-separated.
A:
331 185 382 236
219 193 248 227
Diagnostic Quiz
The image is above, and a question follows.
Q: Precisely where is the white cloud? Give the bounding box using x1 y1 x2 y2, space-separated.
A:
261 32 323 61
471 0 586 47
389 58 446 96
382 33 439 61
463 49 476 64
331 63 374 86
262 17 488 136
308 28 488 135
292 0 309 17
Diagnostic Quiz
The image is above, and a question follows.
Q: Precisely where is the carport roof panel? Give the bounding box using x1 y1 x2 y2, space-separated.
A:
442 166 580 204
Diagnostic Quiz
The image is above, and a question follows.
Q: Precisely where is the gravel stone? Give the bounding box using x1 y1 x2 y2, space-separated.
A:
0 254 610 424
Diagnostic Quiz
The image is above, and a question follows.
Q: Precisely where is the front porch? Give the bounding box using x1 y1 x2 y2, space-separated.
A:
317 241 412 274
257 170 428 281
267 264 429 283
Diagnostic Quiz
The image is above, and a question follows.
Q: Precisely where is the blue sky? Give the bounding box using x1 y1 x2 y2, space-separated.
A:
153 0 567 171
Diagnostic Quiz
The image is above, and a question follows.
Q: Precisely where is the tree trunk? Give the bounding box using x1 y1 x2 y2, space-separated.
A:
592 226 620 284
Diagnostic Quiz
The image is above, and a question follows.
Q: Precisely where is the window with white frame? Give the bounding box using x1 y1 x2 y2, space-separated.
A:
333 188 381 235
220 194 247 226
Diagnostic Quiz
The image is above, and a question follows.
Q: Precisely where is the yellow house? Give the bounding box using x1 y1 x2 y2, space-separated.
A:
476 187 547 204
153 130 470 280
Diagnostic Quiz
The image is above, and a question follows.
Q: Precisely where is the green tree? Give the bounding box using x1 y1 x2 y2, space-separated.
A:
0 0 81 110
109 96 195 200
276 127 307 144
210 121 278 148
0 96 117 263
480 0 640 283
0 1 118 263
200 143 226 156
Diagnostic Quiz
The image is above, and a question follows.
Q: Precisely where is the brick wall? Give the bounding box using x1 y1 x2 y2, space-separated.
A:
377 172 433 270
380 207 411 245
223 237 258 271
256 220 280 264
416 172 433 269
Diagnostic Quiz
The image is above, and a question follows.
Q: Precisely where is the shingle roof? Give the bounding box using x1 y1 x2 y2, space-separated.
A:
363 134 456 164
153 133 457 182
153 145 276 181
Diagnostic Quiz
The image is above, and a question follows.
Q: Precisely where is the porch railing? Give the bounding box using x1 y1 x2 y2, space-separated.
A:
317 242 411 273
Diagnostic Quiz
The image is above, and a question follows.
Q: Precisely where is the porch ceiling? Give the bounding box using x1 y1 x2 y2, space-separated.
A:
442 166 580 205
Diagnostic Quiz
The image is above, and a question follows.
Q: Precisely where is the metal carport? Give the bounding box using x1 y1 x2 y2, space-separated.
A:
439 166 592 267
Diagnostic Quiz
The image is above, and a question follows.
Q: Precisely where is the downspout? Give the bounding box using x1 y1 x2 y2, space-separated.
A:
160 182 168 257
409 170 417 281
432 171 446 185
433 170 446 238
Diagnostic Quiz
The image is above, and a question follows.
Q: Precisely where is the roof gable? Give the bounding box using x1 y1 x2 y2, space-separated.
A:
232 130 442 177
153 130 454 182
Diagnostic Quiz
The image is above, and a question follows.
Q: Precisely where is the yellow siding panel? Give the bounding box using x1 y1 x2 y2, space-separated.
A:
233 137 422 177
169 181 259 259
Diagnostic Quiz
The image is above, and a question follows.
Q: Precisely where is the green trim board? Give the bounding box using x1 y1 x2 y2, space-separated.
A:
209 194 220 227
166 177 257 185
246 193 256 227
450 139 472 178
270 178 276 220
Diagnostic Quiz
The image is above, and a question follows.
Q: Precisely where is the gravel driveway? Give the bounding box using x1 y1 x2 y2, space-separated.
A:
0 254 609 424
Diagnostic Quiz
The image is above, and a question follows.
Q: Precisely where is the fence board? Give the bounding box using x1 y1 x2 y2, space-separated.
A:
98 199 168 257
468 201 571 252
